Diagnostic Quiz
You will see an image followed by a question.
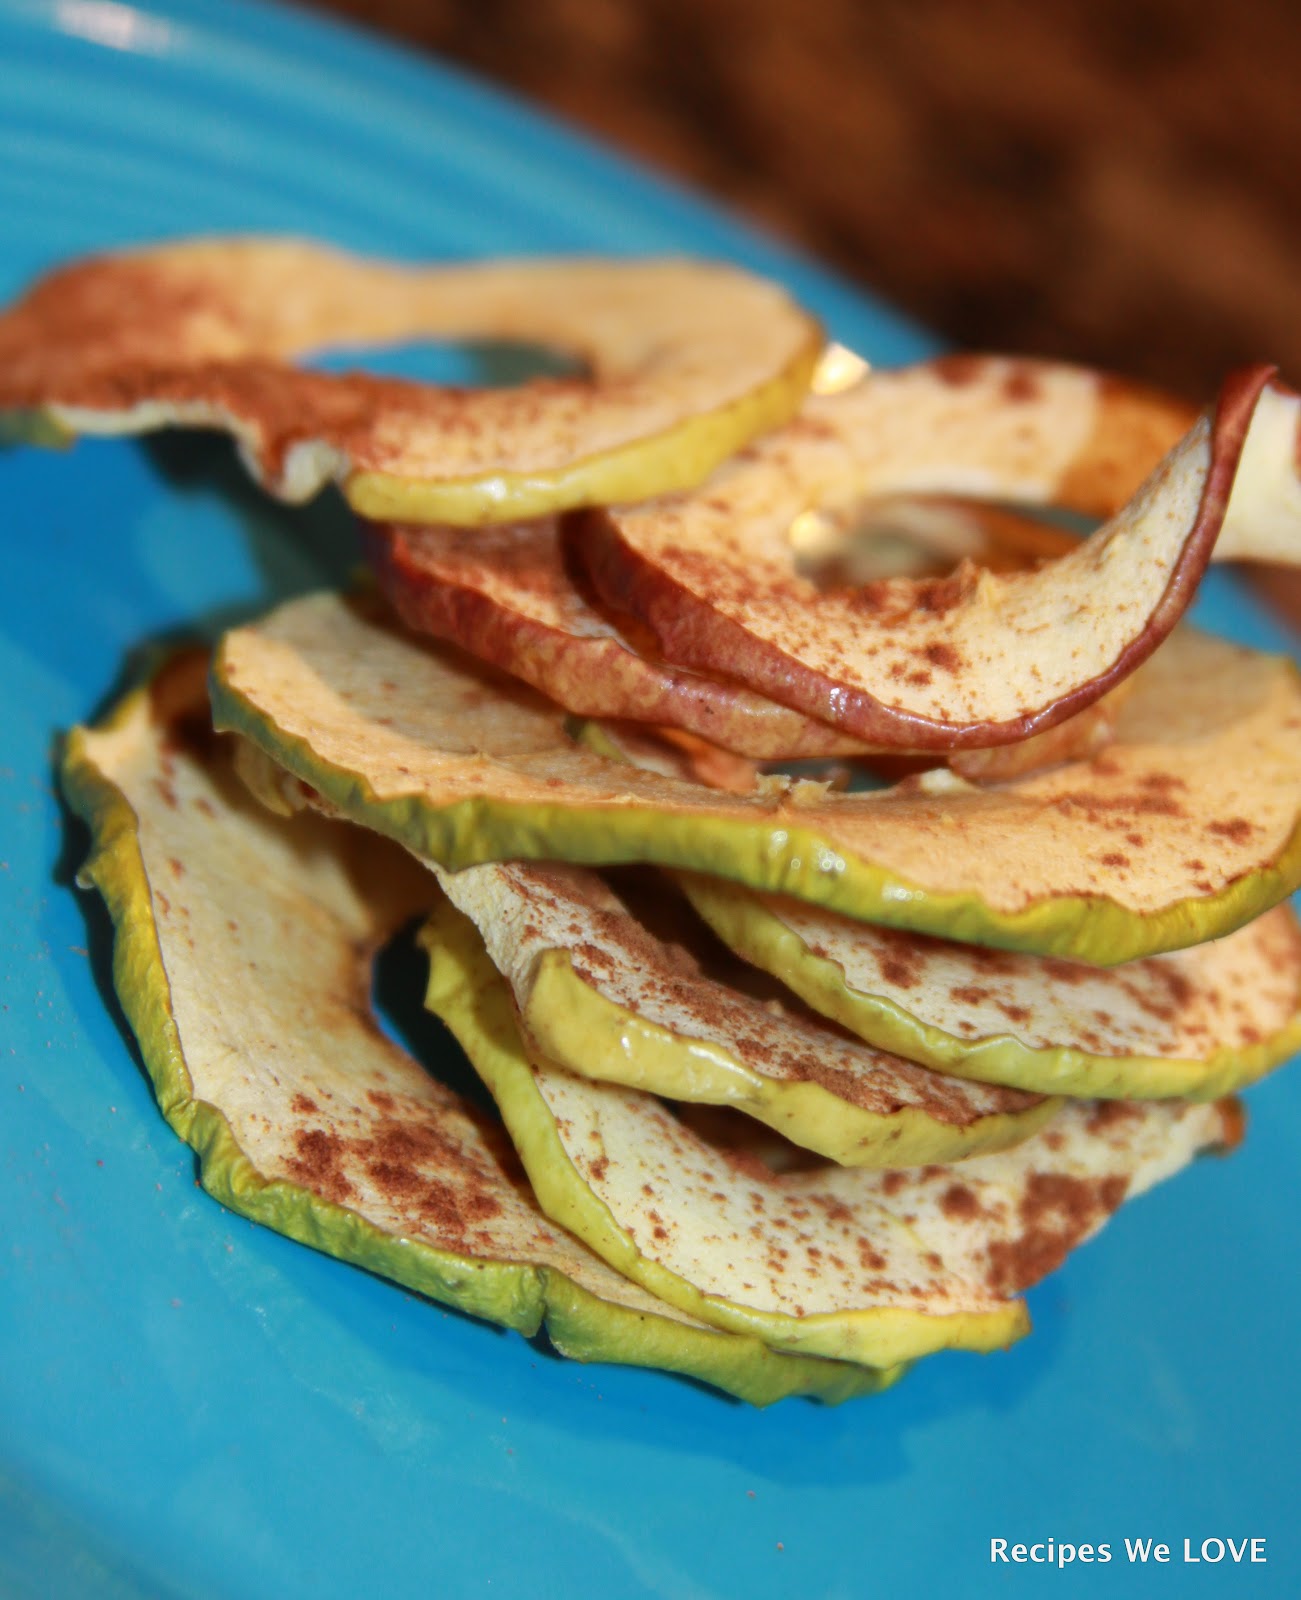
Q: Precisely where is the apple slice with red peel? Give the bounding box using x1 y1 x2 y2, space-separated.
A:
423 890 1239 1368
367 518 862 758
431 859 1059 1168
680 875 1301 1100
0 237 821 523
574 365 1298 749
369 500 1126 769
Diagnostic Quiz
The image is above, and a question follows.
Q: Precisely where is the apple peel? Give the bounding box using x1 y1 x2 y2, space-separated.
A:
422 892 1237 1369
574 364 1299 748
0 237 821 523
433 859 1059 1166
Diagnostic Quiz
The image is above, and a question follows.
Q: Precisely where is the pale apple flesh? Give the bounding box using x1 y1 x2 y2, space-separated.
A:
431 859 1058 1167
211 592 1301 964
423 892 1238 1369
572 365 1298 748
0 237 822 522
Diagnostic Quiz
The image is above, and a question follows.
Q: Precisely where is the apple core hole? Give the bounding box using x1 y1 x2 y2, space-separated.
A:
672 1103 828 1176
787 499 985 591
371 917 501 1120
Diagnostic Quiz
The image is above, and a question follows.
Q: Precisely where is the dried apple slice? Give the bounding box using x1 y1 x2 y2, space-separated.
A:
211 591 1301 964
574 365 1299 748
61 653 892 1406
368 518 859 758
433 860 1058 1166
0 237 820 523
365 493 1099 764
680 876 1301 1100
423 893 1237 1368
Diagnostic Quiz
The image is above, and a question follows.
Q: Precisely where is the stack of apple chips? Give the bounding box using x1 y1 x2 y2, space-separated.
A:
25 240 1301 1402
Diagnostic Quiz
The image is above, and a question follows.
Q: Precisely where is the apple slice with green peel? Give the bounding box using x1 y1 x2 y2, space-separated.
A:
0 237 821 524
573 366 1300 749
680 875 1301 1100
422 893 1238 1369
211 591 1301 964
432 859 1059 1166
368 518 862 758
60 653 894 1406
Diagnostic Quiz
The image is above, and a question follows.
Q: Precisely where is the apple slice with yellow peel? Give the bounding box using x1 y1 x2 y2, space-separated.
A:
0 237 821 523
432 859 1059 1167
680 875 1301 1100
211 591 1301 964
422 892 1238 1369
574 366 1299 748
60 652 892 1406
367 518 861 758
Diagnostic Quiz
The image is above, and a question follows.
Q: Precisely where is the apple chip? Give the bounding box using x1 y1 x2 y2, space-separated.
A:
680 877 1301 1100
365 495 1104 764
433 860 1059 1166
573 365 1299 747
0 237 821 523
368 518 859 757
212 591 1301 964
61 652 899 1406
423 893 1237 1369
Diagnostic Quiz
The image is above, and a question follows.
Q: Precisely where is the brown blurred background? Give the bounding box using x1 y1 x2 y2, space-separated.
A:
306 0 1301 403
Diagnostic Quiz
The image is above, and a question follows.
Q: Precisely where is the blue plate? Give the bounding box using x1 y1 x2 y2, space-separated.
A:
1 3 1297 1595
